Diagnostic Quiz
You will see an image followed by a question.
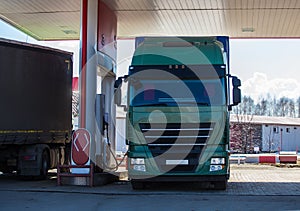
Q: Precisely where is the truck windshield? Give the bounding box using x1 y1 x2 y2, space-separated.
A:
129 78 225 107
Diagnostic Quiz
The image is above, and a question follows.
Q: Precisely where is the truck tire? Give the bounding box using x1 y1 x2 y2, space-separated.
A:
40 150 49 179
213 179 227 190
131 181 145 190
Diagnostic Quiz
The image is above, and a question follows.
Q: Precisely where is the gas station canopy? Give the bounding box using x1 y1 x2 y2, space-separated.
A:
0 0 299 40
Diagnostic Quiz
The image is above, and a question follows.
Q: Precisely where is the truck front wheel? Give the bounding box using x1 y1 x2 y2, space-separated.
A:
131 181 145 190
213 179 227 190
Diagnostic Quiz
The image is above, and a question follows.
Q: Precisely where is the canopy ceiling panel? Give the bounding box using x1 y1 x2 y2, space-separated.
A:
105 0 300 38
0 0 299 40
0 0 81 40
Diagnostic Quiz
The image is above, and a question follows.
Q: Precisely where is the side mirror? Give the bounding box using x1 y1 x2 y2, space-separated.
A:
232 76 241 105
114 77 123 89
114 87 122 106
233 87 241 105
232 76 241 87
114 76 128 111
114 77 123 106
229 76 242 110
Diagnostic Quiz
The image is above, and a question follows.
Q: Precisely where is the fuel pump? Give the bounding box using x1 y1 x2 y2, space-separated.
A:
95 67 127 172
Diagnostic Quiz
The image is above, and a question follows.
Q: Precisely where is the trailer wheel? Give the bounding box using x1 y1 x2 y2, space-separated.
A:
40 150 49 179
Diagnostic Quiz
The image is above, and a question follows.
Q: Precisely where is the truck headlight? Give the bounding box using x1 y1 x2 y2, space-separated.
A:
130 158 146 172
130 158 145 165
211 158 225 165
210 165 223 172
133 164 146 172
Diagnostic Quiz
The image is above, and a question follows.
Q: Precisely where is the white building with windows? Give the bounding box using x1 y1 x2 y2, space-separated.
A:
262 118 300 152
230 115 300 152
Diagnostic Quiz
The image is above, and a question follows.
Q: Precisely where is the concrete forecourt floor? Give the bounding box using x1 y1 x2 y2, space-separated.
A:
0 164 300 210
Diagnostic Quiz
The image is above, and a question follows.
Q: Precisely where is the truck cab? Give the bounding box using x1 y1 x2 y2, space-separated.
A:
115 37 241 189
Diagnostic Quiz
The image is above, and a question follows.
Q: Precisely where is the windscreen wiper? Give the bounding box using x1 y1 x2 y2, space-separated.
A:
133 103 169 107
176 102 209 106
133 102 209 107
196 102 209 106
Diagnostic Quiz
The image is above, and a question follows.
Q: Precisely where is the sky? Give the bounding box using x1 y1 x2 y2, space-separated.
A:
1 19 300 103
230 39 300 102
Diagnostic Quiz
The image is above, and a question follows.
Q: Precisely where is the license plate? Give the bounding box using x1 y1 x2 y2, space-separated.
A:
166 160 189 165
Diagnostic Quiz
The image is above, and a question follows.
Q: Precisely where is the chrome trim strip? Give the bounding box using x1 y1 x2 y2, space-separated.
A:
141 128 213 131
148 143 206 146
145 135 209 138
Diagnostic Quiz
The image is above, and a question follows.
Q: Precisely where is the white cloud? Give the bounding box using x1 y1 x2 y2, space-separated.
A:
242 72 300 102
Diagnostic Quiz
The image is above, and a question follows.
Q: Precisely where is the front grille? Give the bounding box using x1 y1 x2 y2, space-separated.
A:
139 122 214 173
139 123 213 145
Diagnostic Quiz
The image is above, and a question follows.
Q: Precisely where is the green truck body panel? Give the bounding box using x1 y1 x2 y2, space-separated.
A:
132 37 224 65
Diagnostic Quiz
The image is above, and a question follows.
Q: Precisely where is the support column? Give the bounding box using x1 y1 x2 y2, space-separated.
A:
79 0 117 174
79 0 87 128
79 0 98 161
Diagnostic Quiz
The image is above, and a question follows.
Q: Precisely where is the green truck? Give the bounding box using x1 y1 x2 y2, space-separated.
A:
115 36 241 189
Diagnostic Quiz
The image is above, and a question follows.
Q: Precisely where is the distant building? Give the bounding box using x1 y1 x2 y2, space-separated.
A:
230 115 300 152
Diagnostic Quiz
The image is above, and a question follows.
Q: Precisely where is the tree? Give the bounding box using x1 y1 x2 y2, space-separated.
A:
232 95 300 118
260 98 268 116
268 96 277 116
254 103 261 116
230 123 243 153
288 99 295 117
297 97 300 118
230 114 259 153
233 96 255 116
277 97 288 117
